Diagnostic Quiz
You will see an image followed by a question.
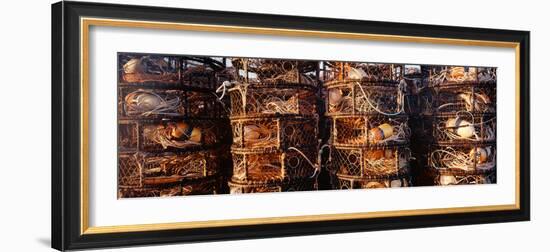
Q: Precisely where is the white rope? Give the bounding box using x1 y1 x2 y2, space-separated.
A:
215 80 232 100
353 80 405 116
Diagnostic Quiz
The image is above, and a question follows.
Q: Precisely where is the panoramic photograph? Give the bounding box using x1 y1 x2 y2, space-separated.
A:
117 53 497 198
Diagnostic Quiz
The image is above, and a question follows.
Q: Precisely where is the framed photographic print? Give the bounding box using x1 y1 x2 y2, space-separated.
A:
51 1 530 250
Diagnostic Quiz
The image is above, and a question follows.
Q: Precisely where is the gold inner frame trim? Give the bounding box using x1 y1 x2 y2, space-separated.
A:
80 17 521 235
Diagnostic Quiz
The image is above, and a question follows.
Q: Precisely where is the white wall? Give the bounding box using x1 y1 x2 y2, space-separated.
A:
0 0 546 251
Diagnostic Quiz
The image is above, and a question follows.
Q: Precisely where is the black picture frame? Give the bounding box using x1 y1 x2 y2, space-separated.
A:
52 1 530 251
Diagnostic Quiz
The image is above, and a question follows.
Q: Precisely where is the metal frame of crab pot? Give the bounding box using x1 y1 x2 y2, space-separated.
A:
423 66 498 185
117 53 233 198
228 177 316 194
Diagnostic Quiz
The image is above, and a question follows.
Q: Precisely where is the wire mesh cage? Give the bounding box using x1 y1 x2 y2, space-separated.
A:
432 168 496 186
230 58 319 86
118 53 181 84
324 80 406 116
139 119 231 151
119 87 186 119
181 56 231 90
230 147 318 183
228 83 318 118
118 121 139 151
118 153 142 188
429 143 496 173
432 112 496 144
421 84 496 115
428 66 497 86
321 62 402 82
330 115 410 146
231 117 318 150
228 177 315 194
118 175 224 198
333 175 411 189
329 145 412 178
139 150 223 183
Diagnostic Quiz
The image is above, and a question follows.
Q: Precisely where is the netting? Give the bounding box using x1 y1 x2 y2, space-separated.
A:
181 57 229 89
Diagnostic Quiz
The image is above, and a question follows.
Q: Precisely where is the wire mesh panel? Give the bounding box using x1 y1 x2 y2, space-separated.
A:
140 151 221 182
228 178 315 194
230 148 318 183
330 146 411 178
432 113 496 144
325 81 405 116
181 57 229 89
433 168 496 186
231 58 318 86
231 117 318 150
228 84 317 118
429 143 496 173
118 153 142 188
140 119 230 151
118 53 180 84
118 176 223 198
119 87 186 119
423 84 496 115
322 62 402 82
428 66 497 86
331 115 409 146
334 175 411 189
118 121 139 151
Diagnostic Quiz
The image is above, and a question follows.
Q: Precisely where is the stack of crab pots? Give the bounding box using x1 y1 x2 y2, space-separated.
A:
424 66 497 186
226 59 320 193
323 62 412 189
116 53 232 198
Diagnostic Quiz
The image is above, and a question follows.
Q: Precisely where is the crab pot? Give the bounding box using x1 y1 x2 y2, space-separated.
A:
181 56 230 90
432 113 496 144
136 118 231 152
118 121 139 151
119 86 228 120
330 115 409 146
432 167 496 186
230 147 318 183
118 152 143 189
118 175 224 198
139 150 224 183
334 174 412 189
324 80 404 116
231 58 319 86
231 117 318 150
228 178 315 194
425 84 496 115
428 66 497 86
321 61 402 82
228 83 317 118
118 53 180 84
330 145 411 178
429 143 496 173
